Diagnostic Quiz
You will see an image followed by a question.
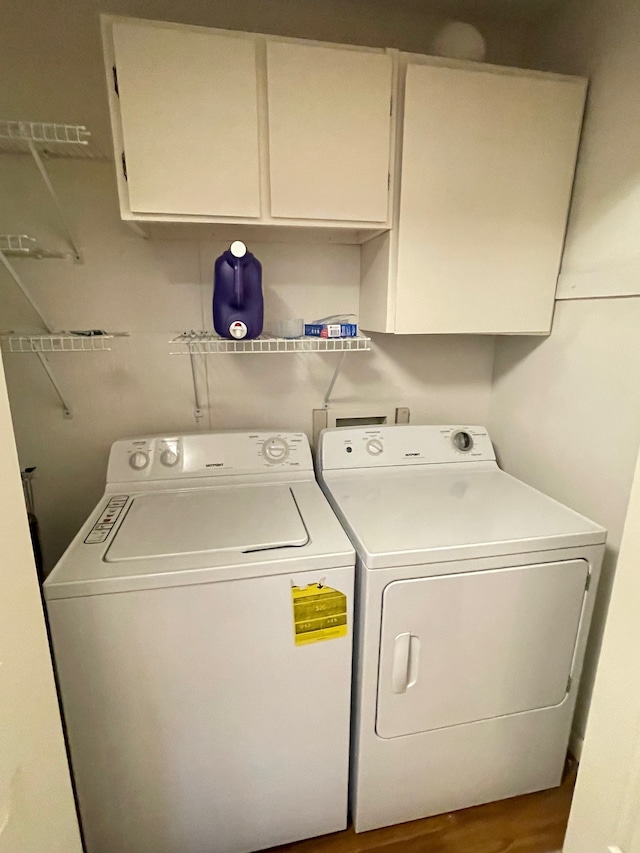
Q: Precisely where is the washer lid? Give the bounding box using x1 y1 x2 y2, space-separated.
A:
106 484 308 562
321 467 606 568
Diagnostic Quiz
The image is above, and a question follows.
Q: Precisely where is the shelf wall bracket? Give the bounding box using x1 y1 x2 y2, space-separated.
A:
189 352 205 420
0 249 52 332
26 139 83 263
0 254 74 418
35 351 72 419
324 352 347 408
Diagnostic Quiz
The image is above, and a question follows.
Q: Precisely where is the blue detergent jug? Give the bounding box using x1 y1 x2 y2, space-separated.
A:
213 241 263 340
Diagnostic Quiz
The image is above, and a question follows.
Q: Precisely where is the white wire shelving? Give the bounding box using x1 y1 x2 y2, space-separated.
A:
0 120 115 418
0 234 67 259
0 333 115 419
0 119 107 262
171 331 372 420
0 121 105 159
170 332 372 355
0 334 113 354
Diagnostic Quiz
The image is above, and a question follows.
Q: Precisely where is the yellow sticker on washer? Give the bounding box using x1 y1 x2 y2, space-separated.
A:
292 583 348 645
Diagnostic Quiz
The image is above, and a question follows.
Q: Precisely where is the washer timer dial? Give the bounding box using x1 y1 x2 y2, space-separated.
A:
366 438 384 456
262 437 289 463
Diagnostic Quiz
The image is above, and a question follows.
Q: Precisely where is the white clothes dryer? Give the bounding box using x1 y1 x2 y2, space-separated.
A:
44 431 355 853
317 424 606 833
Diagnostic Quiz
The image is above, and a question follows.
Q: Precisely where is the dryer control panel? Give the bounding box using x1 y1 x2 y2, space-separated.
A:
319 425 496 470
107 431 313 482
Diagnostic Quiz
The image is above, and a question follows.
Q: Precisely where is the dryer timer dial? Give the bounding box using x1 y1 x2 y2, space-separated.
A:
452 430 474 453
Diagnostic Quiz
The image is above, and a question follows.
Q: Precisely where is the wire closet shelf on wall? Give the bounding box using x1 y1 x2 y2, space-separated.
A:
170 332 372 420
170 332 372 355
0 334 113 354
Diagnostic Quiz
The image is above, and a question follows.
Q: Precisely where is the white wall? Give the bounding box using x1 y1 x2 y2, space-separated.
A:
0 0 514 569
0 354 82 853
489 0 640 749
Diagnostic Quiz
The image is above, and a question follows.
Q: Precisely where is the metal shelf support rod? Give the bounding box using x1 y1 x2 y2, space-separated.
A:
27 139 82 262
189 352 204 420
0 249 52 332
35 352 72 418
324 352 346 408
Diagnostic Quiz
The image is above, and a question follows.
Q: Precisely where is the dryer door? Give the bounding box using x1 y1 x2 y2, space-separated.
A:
376 559 589 739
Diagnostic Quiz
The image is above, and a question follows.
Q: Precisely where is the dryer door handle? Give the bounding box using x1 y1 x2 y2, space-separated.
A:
391 633 420 693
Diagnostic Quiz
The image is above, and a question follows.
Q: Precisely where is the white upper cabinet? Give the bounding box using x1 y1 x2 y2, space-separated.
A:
266 42 393 222
360 60 587 334
103 17 394 239
111 20 261 218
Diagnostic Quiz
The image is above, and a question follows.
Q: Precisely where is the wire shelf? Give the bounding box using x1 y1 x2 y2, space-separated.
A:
0 334 113 353
170 332 372 355
0 234 67 259
0 120 105 159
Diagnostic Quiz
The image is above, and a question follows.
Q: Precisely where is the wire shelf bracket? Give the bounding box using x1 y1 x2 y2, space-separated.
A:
36 351 73 418
189 351 205 420
27 139 82 262
0 246 53 332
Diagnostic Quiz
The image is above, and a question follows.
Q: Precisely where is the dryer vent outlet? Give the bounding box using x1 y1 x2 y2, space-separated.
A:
312 406 410 449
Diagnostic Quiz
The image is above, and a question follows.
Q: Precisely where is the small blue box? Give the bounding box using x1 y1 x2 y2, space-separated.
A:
304 322 358 338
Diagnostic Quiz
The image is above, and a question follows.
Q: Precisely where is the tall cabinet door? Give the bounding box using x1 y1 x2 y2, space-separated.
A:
112 21 261 217
394 63 586 334
266 42 392 222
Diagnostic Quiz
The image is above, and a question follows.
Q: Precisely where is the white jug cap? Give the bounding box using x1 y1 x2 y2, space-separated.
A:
230 240 247 258
229 320 248 339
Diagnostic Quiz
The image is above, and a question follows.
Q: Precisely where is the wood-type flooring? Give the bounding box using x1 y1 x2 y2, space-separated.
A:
269 759 576 853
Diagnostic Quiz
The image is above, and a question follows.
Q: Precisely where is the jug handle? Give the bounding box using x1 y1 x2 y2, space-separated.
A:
234 257 243 309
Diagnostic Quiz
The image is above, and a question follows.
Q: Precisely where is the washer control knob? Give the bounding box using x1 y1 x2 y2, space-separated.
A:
129 450 149 470
262 437 289 463
160 448 180 467
366 438 384 456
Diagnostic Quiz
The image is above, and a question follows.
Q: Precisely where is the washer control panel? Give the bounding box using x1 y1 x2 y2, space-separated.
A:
107 432 313 482
84 495 129 544
319 425 496 470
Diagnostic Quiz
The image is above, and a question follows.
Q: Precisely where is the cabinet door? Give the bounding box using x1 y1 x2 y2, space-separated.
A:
266 42 392 222
112 21 261 217
395 64 586 334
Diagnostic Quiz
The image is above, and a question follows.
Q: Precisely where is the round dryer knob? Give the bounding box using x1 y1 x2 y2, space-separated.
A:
262 437 289 463
452 430 474 453
160 449 180 467
129 450 149 470
366 438 384 456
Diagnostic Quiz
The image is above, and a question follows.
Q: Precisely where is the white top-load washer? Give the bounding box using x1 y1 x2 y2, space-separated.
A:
44 431 355 853
317 424 606 833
